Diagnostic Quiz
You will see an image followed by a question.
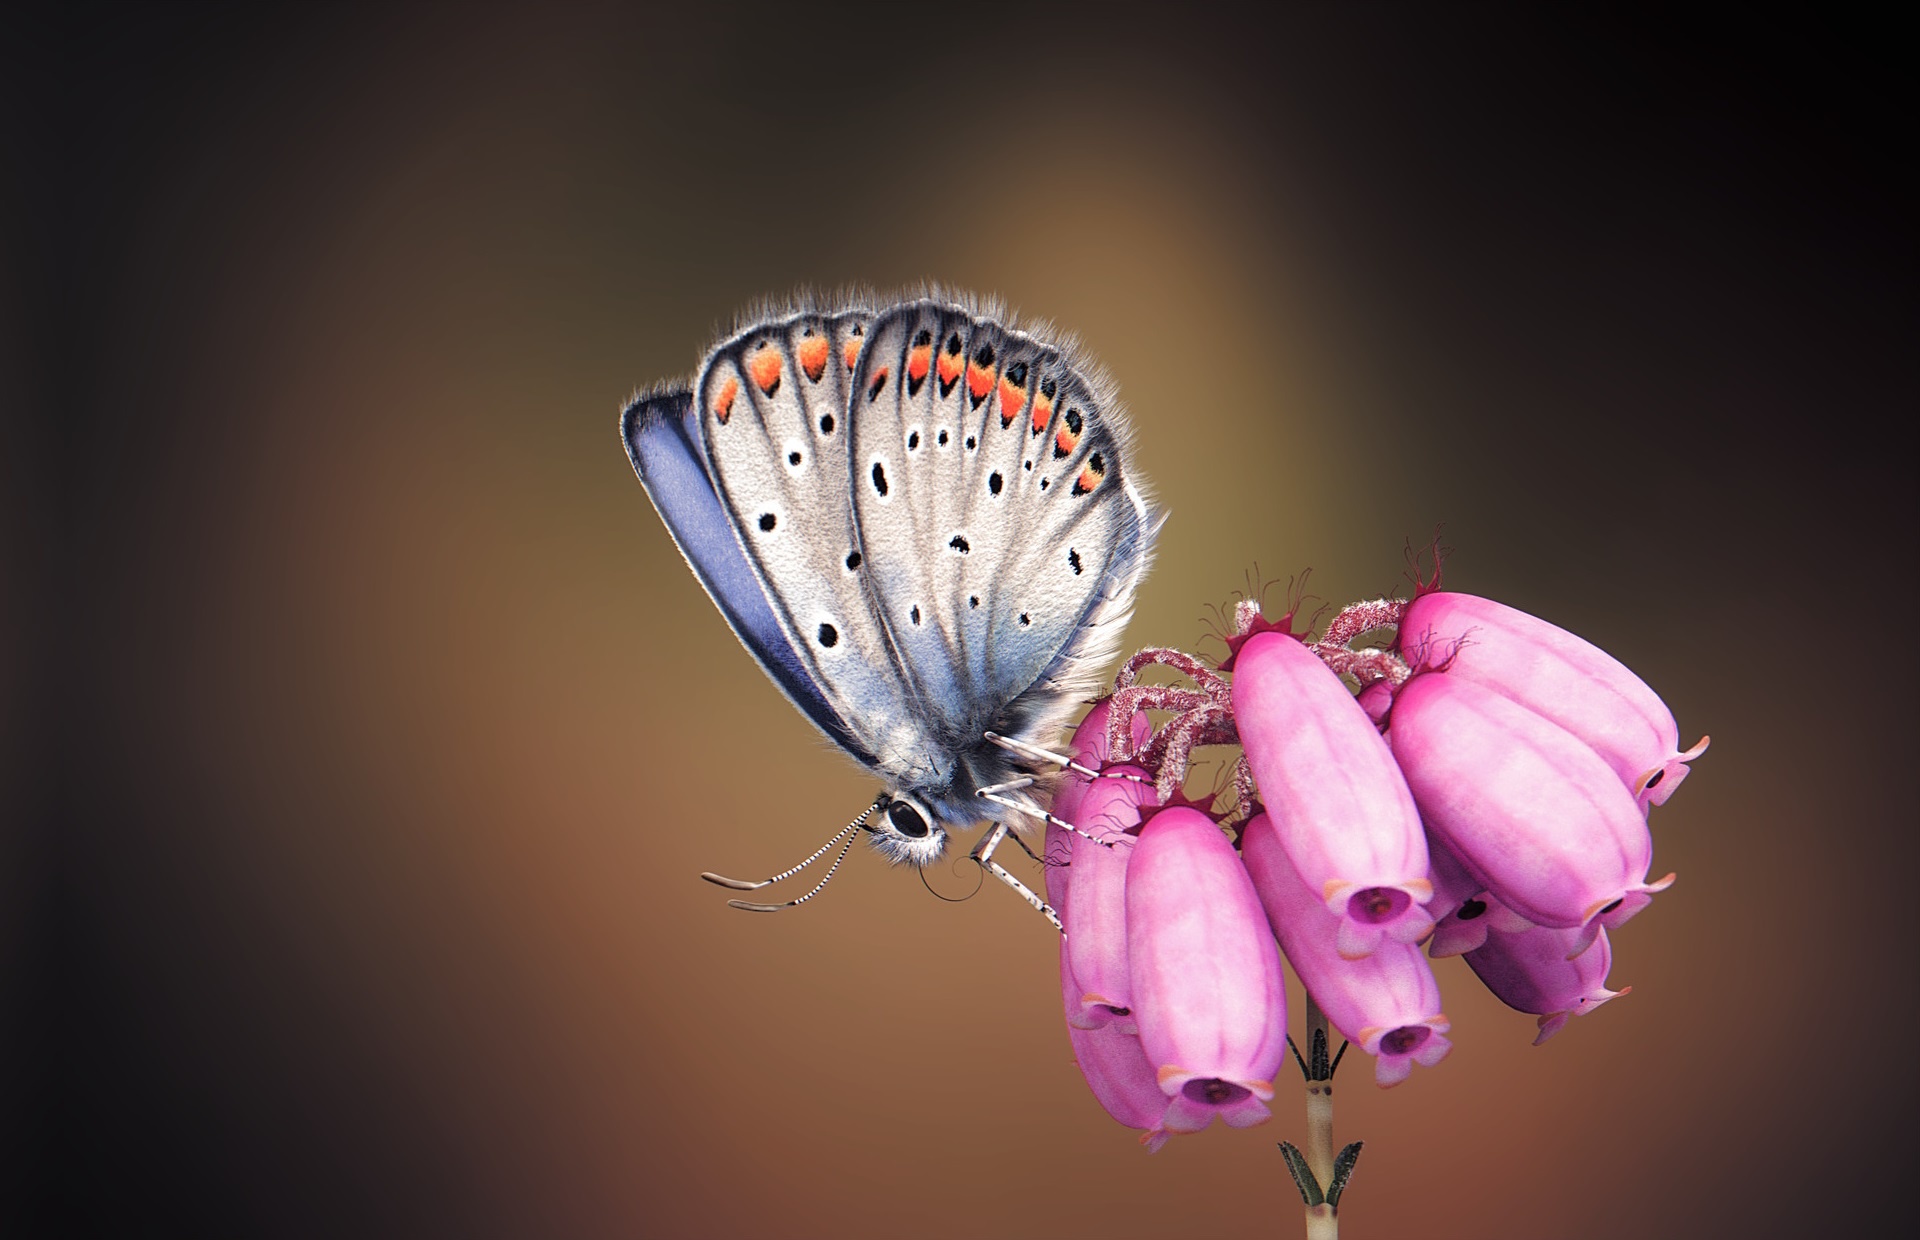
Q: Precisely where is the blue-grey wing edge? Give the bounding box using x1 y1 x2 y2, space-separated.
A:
620 392 876 764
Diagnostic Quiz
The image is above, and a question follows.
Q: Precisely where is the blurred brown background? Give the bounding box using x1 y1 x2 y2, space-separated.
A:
11 4 1913 1237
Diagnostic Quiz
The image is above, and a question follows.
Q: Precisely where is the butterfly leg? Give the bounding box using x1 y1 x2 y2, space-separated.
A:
981 731 1151 788
971 822 1064 933
977 779 1125 852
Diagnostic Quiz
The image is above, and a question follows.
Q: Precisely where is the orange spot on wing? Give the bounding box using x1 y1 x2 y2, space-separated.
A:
1054 425 1081 456
907 343 931 383
967 360 994 402
937 351 963 385
713 376 738 424
843 337 861 371
1029 392 1053 435
998 378 1027 427
1072 457 1106 495
748 346 783 395
797 336 829 382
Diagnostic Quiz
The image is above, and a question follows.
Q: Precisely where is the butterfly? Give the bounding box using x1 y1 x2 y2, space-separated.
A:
619 291 1157 919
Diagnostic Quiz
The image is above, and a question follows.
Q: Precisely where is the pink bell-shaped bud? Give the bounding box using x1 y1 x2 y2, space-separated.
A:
1390 671 1675 948
1424 835 1531 958
1463 923 1630 1045
1126 806 1288 1133
1398 590 1708 809
1060 924 1170 1151
1242 813 1453 1088
1231 631 1435 958
1051 700 1157 1033
1356 679 1395 726
1061 767 1153 1032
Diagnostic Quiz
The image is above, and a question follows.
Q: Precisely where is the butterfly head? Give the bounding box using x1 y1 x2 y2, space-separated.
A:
867 792 951 867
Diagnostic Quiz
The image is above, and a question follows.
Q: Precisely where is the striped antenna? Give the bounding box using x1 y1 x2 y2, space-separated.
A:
700 797 883 894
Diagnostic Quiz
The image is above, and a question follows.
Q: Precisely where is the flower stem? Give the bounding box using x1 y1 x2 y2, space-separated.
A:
1303 992 1338 1240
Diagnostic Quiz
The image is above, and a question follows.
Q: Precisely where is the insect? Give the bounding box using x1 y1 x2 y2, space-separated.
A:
619 291 1157 922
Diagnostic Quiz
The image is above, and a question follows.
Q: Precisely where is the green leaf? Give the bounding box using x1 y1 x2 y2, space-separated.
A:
1325 1142 1364 1206
1276 1142 1324 1206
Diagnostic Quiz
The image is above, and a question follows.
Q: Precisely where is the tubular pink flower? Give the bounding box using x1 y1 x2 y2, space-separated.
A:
1356 679 1395 726
1398 590 1708 809
1126 806 1287 1133
1062 768 1153 1032
1390 671 1675 948
1051 700 1157 1033
1464 924 1629 1045
1051 697 1150 827
1424 834 1531 958
1230 631 1435 958
1242 814 1453 1088
1060 933 1170 1151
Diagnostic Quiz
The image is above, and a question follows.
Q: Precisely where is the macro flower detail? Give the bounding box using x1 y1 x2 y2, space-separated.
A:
1396 589 1708 809
1463 924 1629 1045
1051 699 1157 1031
1126 806 1288 1133
1061 767 1154 1032
1423 835 1532 958
1389 670 1675 948
1231 630 1434 959
1059 906 1171 1150
1028 554 1703 1240
1242 813 1452 1087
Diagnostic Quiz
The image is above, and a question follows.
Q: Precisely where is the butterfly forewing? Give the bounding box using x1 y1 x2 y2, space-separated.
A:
621 391 873 761
696 310 938 771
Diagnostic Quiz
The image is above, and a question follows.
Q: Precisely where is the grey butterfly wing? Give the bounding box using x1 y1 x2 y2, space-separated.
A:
693 310 943 779
848 303 1153 762
620 391 872 762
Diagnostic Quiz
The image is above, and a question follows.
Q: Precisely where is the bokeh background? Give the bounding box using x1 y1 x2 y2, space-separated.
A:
14 5 1913 1237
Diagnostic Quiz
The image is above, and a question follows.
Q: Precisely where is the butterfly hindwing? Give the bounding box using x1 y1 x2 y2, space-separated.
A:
848 303 1152 757
982 343 1145 716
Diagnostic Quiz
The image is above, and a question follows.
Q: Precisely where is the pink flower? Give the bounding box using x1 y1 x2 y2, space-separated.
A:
1397 590 1708 809
1126 806 1288 1133
1231 631 1435 958
1051 700 1158 1033
1463 924 1629 1045
1050 696 1150 830
1061 769 1154 1032
1424 835 1531 958
1060 929 1170 1150
1389 671 1675 950
1242 813 1453 1088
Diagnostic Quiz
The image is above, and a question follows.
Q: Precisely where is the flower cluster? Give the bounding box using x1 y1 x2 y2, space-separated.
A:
1049 579 1706 1147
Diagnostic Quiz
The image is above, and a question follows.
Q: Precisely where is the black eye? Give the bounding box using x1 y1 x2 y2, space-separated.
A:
887 800 929 838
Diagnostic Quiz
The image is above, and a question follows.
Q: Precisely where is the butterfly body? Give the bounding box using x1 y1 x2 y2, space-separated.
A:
622 293 1155 867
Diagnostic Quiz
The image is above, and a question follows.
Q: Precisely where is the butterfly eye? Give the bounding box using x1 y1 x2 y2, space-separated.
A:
886 799 930 838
